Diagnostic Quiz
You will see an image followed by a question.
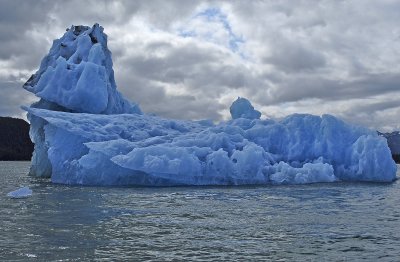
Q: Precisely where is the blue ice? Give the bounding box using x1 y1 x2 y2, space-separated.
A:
7 187 32 199
22 24 397 186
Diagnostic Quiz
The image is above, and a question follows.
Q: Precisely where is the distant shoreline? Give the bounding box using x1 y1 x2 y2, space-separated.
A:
0 117 33 161
0 160 31 162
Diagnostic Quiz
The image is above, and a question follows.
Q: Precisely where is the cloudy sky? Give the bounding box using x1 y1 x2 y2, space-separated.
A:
0 0 399 131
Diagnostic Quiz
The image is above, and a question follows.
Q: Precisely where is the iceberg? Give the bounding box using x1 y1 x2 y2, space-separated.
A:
22 24 397 186
7 187 32 199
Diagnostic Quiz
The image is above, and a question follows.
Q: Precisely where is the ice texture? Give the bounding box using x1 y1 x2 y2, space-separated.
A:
22 24 397 186
7 187 32 198
22 106 396 185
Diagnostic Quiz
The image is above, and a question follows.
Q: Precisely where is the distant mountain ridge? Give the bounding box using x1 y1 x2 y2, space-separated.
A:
0 117 33 160
379 131 400 163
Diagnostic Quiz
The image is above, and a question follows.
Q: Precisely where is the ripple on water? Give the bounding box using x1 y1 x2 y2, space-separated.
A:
1 162 400 261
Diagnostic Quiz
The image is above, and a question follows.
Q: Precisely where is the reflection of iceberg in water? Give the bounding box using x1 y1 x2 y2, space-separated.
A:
22 24 397 186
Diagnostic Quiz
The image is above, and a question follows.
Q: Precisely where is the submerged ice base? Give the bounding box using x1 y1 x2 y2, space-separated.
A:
22 24 397 186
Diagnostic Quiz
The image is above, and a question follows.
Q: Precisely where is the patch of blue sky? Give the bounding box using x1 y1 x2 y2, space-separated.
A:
197 7 244 52
178 29 197 38
179 7 245 54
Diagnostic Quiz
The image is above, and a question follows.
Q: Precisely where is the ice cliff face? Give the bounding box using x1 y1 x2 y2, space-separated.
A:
24 24 141 177
22 24 397 185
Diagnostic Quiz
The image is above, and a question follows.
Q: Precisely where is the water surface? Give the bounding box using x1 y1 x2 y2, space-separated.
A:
1 161 399 261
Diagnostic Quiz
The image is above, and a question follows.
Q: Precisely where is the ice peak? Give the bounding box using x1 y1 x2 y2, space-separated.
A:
23 23 140 115
230 97 261 120
65 23 107 49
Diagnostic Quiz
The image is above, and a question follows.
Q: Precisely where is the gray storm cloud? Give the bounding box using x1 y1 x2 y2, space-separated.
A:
0 0 399 131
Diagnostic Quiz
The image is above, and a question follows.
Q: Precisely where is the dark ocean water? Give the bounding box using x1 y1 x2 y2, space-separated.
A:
1 161 399 261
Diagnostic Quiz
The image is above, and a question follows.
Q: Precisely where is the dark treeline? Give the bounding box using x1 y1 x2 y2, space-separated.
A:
0 117 33 161
393 155 400 164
